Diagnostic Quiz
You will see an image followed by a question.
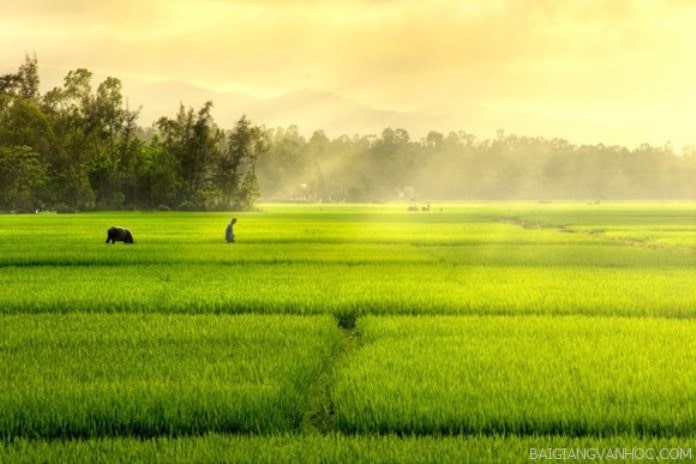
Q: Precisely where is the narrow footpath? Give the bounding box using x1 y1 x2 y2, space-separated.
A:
301 325 360 434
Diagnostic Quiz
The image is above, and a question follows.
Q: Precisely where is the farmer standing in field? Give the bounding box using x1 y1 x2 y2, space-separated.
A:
226 217 237 243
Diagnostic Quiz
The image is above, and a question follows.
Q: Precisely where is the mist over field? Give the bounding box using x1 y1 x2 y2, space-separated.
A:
1 2 695 462
4 0 696 211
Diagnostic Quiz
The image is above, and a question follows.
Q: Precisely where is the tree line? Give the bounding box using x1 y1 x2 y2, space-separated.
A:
263 128 696 203
0 56 266 212
1 56 694 212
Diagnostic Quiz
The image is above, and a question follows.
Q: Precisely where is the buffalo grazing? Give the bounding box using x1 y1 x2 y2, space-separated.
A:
106 226 134 244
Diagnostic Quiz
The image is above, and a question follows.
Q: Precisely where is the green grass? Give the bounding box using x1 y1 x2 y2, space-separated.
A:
0 202 694 461
0 314 342 439
0 204 693 318
1 434 694 464
333 315 696 436
504 202 696 249
1 264 693 317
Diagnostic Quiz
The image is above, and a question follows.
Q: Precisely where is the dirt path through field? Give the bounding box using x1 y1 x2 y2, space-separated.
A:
301 326 360 434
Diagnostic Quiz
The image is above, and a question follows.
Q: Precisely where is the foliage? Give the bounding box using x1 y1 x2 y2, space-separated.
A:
2 56 696 211
1 57 267 212
0 145 47 211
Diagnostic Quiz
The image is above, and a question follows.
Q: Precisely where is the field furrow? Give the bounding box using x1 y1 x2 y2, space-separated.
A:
0 203 694 461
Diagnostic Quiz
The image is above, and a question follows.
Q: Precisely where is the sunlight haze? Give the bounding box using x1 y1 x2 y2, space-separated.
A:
2 0 696 148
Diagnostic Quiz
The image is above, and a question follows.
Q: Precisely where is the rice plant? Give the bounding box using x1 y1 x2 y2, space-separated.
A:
0 204 693 318
332 315 696 435
0 314 342 439
0 203 693 459
1 433 693 464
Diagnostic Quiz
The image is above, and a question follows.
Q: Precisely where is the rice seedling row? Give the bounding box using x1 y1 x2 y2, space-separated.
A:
0 314 342 439
0 204 693 318
0 263 693 318
332 315 696 436
1 433 693 464
0 203 693 460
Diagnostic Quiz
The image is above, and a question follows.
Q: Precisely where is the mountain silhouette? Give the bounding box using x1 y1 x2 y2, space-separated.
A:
125 80 459 137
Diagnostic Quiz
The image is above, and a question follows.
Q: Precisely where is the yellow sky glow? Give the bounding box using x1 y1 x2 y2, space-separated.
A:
2 0 696 148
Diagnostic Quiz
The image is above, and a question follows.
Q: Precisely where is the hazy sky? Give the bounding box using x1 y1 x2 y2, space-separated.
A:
3 0 696 148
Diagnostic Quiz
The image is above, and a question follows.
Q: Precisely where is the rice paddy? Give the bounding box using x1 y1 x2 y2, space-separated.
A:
0 314 342 439
1 202 694 462
332 315 696 436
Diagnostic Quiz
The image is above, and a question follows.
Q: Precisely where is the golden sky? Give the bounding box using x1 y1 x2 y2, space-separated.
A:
2 0 696 147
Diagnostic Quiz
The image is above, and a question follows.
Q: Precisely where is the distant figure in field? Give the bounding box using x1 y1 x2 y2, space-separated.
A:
226 217 237 243
106 226 134 244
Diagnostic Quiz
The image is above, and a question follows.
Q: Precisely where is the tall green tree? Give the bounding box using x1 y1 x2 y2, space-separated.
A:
215 115 269 210
87 77 128 207
157 102 223 209
17 54 40 101
365 128 415 200
0 55 55 210
0 146 47 211
131 136 181 209
255 126 307 199
41 68 97 209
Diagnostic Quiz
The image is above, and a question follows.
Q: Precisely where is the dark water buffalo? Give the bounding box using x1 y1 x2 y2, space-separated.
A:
106 226 134 244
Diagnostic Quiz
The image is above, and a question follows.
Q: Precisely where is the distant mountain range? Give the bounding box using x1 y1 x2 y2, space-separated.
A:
31 69 647 145
123 80 466 138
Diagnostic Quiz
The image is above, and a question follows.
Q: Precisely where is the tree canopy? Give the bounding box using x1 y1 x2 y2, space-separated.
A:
1 56 694 212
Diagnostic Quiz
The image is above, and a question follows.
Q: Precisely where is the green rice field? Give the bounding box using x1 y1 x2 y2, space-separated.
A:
1 203 694 462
